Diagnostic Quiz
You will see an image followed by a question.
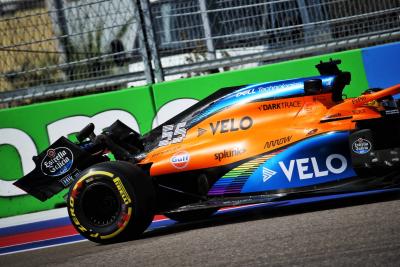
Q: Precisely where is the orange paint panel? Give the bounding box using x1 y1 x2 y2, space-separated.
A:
144 85 400 176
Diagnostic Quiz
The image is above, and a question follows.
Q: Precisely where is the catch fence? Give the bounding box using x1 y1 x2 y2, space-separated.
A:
0 0 399 106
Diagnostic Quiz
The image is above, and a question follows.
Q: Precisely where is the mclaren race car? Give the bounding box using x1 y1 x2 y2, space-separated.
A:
15 59 400 243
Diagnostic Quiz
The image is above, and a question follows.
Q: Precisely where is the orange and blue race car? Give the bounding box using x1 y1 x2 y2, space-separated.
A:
15 59 400 243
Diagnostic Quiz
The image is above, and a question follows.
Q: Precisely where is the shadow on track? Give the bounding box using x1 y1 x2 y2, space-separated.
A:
141 190 400 240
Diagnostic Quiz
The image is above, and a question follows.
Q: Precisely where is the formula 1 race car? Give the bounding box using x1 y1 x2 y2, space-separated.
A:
15 59 400 243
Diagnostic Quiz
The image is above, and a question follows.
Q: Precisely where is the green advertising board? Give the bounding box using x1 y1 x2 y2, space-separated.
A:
0 86 155 217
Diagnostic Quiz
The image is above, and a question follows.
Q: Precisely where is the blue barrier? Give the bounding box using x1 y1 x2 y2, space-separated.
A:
362 42 400 89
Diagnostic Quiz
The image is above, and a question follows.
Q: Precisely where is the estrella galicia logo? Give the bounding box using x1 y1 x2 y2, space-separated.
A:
352 138 371 154
41 147 74 176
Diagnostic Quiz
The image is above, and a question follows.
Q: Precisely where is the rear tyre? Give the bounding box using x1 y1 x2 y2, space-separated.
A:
67 161 155 244
164 208 219 223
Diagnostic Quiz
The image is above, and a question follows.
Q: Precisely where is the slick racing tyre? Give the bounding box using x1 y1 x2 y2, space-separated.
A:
67 161 155 244
164 208 219 223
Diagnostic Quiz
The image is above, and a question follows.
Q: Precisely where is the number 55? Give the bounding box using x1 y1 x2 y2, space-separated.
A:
158 122 187 147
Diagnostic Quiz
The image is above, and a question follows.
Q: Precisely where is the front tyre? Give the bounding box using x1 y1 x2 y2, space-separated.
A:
67 161 155 244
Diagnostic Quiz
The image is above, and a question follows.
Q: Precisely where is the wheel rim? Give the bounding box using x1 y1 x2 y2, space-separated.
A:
81 182 121 227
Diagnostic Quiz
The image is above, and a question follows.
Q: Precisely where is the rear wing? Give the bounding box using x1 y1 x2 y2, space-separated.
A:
14 137 104 201
14 120 142 201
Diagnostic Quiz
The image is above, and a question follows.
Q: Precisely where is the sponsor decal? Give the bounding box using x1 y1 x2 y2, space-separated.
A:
170 151 190 169
236 88 256 98
113 177 132 205
352 96 367 105
257 86 275 93
257 82 300 93
197 127 207 137
262 167 276 182
60 176 74 187
234 83 297 99
242 132 355 194
385 109 400 115
158 122 187 147
278 154 347 181
60 169 80 187
210 116 253 135
41 147 74 177
258 101 301 111
352 138 372 155
264 136 292 149
214 147 246 162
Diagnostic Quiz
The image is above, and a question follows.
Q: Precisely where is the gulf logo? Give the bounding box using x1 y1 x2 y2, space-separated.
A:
170 151 190 169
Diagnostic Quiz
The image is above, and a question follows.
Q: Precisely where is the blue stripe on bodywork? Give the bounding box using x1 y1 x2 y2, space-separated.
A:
242 132 356 193
189 75 336 126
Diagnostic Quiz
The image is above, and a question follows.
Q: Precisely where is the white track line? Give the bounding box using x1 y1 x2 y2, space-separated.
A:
0 239 87 256
0 208 68 228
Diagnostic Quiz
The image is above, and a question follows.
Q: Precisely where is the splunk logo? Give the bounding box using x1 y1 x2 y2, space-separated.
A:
214 147 246 161
264 154 348 182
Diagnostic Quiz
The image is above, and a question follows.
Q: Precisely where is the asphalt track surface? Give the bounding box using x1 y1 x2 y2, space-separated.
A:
2 192 400 266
